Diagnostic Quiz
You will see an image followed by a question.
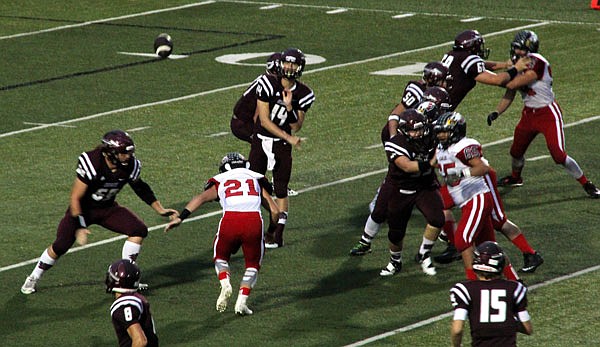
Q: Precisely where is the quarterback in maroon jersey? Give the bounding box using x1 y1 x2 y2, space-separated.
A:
107 259 159 347
487 30 600 198
248 47 315 248
21 130 177 295
165 152 279 315
450 242 533 347
230 52 282 144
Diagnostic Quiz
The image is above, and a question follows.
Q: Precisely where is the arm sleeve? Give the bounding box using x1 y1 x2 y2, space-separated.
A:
129 178 158 206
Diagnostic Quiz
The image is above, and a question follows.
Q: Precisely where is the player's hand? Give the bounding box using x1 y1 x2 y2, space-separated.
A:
164 218 182 232
487 111 499 126
160 209 179 220
514 56 532 71
288 135 302 148
75 228 91 246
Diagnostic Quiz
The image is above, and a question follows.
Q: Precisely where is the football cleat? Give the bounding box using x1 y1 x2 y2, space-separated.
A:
379 261 402 276
216 282 233 312
234 295 253 316
137 282 149 291
437 231 450 243
265 242 282 249
498 175 523 187
415 253 437 276
154 33 173 58
521 252 544 273
21 275 39 295
287 188 299 197
583 181 600 199
349 241 372 256
433 244 462 264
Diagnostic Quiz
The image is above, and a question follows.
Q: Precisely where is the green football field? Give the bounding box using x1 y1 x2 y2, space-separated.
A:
1 1 600 346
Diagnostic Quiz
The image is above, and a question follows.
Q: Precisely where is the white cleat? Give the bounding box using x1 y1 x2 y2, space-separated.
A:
264 242 281 249
216 283 232 312
379 261 402 276
21 275 39 295
234 297 253 316
419 256 437 276
138 283 149 291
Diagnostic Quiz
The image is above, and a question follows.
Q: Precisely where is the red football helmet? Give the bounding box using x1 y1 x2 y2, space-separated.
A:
453 30 490 59
101 130 135 167
422 62 448 87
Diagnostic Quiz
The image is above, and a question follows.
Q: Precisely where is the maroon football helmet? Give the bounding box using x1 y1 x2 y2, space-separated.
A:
423 86 451 112
101 130 135 167
472 241 506 274
279 48 306 79
266 52 282 74
105 259 141 293
423 62 448 87
398 109 429 141
453 30 490 59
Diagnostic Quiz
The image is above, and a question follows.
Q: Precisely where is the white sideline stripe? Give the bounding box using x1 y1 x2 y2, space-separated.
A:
260 4 283 10
4 112 599 273
460 17 484 22
527 154 550 161
327 8 348 14
392 14 415 19
0 22 550 140
344 264 600 347
0 1 216 41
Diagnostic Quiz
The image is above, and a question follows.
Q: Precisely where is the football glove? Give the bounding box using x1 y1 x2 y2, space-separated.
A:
487 111 499 126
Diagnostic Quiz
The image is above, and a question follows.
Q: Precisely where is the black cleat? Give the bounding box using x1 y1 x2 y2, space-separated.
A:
349 241 372 256
520 252 544 273
583 181 600 199
498 175 523 187
433 244 462 264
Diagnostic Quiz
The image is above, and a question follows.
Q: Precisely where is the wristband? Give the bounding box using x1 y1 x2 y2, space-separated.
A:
75 215 87 228
388 114 400 122
506 67 518 80
418 160 431 173
179 208 192 221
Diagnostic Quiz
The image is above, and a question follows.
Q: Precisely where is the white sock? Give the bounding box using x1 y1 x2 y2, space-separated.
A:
563 155 584 179
31 249 56 279
364 215 381 238
122 240 142 262
419 237 435 256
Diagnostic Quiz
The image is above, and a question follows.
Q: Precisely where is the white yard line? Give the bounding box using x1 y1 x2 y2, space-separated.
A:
0 1 216 41
0 22 550 140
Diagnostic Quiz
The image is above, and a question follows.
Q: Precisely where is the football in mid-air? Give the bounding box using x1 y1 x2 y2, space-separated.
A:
154 33 173 58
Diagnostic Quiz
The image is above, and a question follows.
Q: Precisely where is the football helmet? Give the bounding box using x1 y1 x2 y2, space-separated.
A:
101 130 135 167
398 109 429 141
433 112 467 148
422 86 451 113
105 259 141 293
266 52 282 74
279 48 306 79
472 241 506 274
422 62 448 87
154 33 173 58
415 100 440 123
510 30 539 62
219 152 250 173
453 30 490 59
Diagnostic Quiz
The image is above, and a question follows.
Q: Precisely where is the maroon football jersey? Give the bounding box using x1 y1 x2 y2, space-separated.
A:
76 148 141 208
254 74 315 137
233 74 266 122
110 292 158 347
441 50 486 111
383 131 438 191
398 80 427 109
450 279 528 347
